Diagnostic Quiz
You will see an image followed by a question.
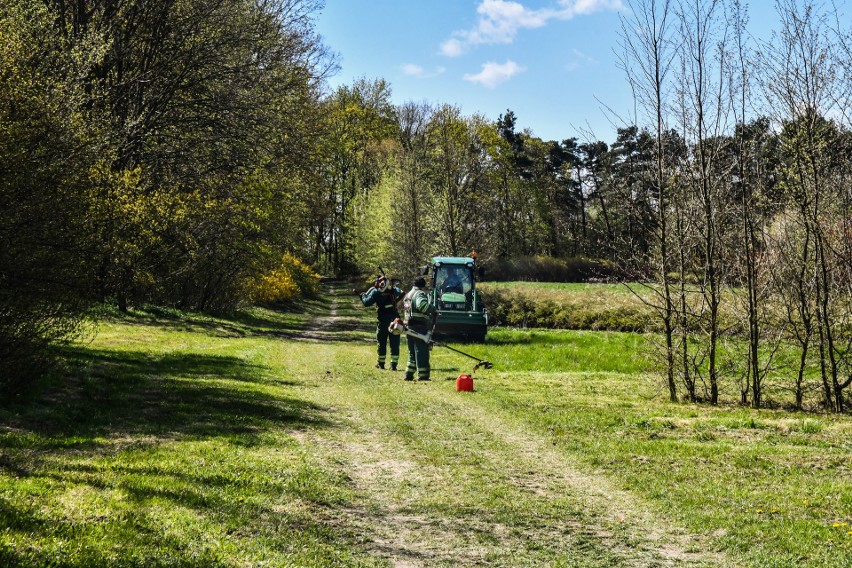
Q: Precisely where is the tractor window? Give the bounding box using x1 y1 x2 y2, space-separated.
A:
435 265 473 295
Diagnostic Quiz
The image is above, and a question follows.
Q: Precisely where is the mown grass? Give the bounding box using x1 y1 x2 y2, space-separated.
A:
474 331 852 567
0 283 850 566
0 299 376 567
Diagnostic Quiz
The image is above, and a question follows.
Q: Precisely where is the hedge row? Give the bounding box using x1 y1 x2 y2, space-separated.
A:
482 255 622 283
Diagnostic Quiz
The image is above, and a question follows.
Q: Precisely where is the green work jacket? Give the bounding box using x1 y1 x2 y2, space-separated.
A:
361 286 402 324
402 286 436 330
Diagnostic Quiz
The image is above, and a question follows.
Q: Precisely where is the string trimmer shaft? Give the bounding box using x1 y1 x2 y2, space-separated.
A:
388 319 493 370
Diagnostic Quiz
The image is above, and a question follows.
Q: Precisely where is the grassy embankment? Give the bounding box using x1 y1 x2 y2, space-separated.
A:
479 281 658 332
0 283 850 567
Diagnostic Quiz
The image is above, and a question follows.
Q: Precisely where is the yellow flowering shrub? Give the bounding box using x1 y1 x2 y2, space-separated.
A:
250 253 319 304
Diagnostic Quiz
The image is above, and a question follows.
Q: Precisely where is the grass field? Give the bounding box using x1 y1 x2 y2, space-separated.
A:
1 283 850 566
478 281 660 332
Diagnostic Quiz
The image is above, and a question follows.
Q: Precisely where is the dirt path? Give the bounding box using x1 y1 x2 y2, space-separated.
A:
293 285 732 567
296 283 366 341
299 283 343 340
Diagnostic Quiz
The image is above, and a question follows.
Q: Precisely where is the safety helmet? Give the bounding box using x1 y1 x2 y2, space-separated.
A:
375 276 389 292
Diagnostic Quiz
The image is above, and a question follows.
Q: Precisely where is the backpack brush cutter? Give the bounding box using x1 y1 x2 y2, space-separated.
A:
388 318 494 371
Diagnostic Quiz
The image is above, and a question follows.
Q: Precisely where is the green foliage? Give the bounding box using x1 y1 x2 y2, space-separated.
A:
352 172 403 274
484 255 619 282
2 0 332 387
423 106 493 258
0 0 102 389
316 78 399 276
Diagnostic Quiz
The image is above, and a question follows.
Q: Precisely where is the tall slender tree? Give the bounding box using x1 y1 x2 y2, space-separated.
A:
762 0 848 410
619 0 678 400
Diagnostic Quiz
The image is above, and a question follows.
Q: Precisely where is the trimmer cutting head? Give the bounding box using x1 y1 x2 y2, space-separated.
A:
473 361 494 371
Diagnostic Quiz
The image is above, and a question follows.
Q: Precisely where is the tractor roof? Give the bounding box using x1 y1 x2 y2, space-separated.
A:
431 256 474 266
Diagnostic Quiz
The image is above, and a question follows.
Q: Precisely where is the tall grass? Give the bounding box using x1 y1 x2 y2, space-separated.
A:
480 281 659 332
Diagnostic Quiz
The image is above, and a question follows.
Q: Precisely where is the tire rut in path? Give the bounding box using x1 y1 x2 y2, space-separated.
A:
439 392 728 567
304 391 729 567
297 283 362 341
298 284 732 567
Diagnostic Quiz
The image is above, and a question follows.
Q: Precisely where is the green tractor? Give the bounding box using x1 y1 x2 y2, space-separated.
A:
424 256 488 342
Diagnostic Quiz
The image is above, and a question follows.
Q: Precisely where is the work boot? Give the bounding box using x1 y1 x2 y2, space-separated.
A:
417 375 431 381
390 363 398 371
404 374 414 381
375 362 384 369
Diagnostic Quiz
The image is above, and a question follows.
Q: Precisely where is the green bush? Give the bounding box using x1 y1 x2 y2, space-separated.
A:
0 2 99 391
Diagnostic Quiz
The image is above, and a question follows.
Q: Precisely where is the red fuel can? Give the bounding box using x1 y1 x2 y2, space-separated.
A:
456 374 474 392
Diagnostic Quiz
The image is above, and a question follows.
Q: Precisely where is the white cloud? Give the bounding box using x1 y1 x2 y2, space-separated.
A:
565 48 598 70
402 64 447 78
463 60 525 88
473 0 552 44
442 0 625 56
560 0 625 16
440 38 465 57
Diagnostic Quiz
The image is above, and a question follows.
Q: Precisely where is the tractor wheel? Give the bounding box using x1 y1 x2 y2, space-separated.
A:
469 331 487 343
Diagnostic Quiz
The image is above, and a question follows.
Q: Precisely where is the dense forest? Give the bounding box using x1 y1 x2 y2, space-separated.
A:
1 0 851 410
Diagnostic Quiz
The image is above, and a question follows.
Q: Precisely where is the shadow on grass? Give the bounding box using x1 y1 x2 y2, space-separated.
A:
0 344 352 565
0 476 344 567
0 285 379 566
100 288 368 341
2 345 331 446
100 306 314 338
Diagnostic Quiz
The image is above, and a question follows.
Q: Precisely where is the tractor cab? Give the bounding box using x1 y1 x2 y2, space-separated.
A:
425 256 487 341
435 263 474 298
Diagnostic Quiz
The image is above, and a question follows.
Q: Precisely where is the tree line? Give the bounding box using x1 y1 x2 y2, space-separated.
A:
614 0 852 412
1 0 331 386
303 0 852 413
2 0 852 413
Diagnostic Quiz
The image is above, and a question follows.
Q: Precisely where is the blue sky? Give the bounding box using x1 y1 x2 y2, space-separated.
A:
314 1 810 143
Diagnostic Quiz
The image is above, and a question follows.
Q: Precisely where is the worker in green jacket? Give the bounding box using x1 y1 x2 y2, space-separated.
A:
402 277 437 381
356 276 403 370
